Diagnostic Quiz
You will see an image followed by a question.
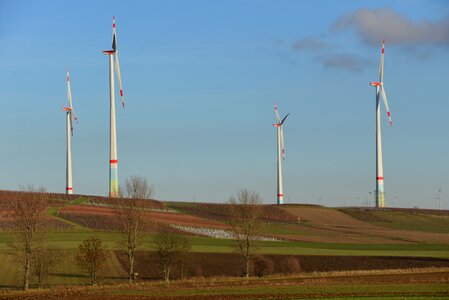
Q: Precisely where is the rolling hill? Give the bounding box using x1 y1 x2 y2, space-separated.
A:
0 189 448 289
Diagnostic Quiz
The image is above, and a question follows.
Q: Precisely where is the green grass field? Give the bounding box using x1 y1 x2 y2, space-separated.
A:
371 211 449 233
0 230 449 258
1 230 448 257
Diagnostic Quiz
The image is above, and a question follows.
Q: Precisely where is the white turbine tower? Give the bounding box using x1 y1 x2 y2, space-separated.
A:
273 103 289 205
370 40 393 208
61 68 78 195
103 16 125 198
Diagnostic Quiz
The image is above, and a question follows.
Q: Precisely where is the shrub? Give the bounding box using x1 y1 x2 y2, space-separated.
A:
279 257 301 274
253 256 274 277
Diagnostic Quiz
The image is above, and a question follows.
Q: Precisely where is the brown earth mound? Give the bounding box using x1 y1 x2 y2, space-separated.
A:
168 202 298 223
116 251 449 280
58 205 226 230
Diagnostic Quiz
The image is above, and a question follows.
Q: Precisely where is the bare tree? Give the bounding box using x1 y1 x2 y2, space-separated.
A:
117 176 154 284
32 247 62 288
154 232 191 282
228 188 262 278
178 241 191 281
74 236 107 285
117 200 145 284
11 185 48 290
119 176 154 199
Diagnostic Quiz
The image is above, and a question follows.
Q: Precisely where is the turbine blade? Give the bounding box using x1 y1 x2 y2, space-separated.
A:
114 52 125 108
70 113 74 136
281 113 290 125
66 69 78 124
379 39 385 82
72 110 78 124
280 126 285 159
67 69 72 108
112 16 117 52
381 86 392 126
274 102 281 123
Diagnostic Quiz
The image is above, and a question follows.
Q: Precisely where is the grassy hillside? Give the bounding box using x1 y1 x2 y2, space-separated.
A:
1 190 449 291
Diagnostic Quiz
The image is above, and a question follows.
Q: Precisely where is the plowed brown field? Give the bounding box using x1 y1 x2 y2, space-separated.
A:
1 269 448 299
58 205 226 229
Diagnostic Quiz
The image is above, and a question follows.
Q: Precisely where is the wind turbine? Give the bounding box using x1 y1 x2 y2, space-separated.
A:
103 16 125 198
61 68 78 195
370 40 392 208
273 103 289 205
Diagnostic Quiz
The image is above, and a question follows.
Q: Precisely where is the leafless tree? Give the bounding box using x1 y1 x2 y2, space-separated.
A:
31 247 62 288
228 188 262 278
11 185 48 290
119 176 154 200
117 200 145 284
154 232 191 282
117 176 154 284
178 241 191 281
74 236 107 285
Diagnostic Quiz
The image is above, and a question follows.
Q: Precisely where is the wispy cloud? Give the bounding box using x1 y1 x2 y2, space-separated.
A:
290 35 368 73
279 7 448 71
318 53 369 73
292 36 327 51
333 7 449 46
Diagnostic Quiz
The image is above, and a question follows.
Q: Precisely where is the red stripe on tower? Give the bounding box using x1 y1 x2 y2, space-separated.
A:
110 159 118 164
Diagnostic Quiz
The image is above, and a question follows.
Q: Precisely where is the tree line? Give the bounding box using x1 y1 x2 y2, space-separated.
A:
10 177 283 289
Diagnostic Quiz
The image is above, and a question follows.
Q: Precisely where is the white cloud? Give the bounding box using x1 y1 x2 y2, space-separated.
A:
334 7 449 46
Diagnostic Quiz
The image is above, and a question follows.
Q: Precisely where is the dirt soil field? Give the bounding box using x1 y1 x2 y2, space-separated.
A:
116 251 449 280
167 202 298 223
1 269 448 299
58 205 226 229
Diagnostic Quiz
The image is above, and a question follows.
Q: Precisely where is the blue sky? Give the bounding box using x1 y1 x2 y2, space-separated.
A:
0 0 448 208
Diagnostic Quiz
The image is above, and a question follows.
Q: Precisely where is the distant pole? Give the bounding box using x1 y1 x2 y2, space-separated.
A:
437 187 442 210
